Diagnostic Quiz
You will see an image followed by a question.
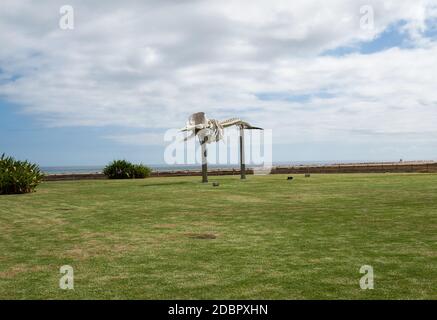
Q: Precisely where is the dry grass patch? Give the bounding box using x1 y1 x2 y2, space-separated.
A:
185 233 218 239
0 264 49 279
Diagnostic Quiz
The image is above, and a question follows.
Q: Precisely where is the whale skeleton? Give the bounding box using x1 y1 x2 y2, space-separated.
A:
180 112 263 182
180 112 262 144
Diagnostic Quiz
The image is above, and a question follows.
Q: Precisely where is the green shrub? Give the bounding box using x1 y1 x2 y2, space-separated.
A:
103 160 151 179
0 153 44 195
103 160 133 179
132 164 152 178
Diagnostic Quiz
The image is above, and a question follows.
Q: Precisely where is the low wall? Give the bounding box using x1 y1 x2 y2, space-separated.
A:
43 161 437 181
150 169 253 177
271 162 437 174
43 173 107 181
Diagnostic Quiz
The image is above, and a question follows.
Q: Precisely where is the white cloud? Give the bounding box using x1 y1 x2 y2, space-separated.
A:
0 0 437 150
105 132 165 146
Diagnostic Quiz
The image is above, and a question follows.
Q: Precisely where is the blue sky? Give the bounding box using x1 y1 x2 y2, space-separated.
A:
0 99 164 166
1 1 437 166
322 21 412 56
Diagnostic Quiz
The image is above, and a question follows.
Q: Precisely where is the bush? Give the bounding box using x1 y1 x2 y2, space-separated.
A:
0 153 44 194
103 160 133 179
103 160 151 179
132 164 152 179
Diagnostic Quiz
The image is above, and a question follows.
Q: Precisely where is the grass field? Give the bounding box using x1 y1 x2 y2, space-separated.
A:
0 173 436 299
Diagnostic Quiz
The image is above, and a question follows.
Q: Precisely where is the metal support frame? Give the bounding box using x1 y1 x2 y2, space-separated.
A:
239 125 246 179
201 140 208 183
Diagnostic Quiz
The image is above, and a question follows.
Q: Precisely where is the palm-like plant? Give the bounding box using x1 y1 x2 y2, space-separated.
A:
0 153 44 194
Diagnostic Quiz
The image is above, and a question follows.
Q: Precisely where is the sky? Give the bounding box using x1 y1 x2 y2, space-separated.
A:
1 0 437 166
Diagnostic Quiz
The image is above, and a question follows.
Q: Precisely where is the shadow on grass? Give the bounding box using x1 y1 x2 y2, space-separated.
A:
142 181 195 187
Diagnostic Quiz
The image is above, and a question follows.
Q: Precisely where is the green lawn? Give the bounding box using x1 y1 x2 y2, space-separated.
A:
0 173 436 299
